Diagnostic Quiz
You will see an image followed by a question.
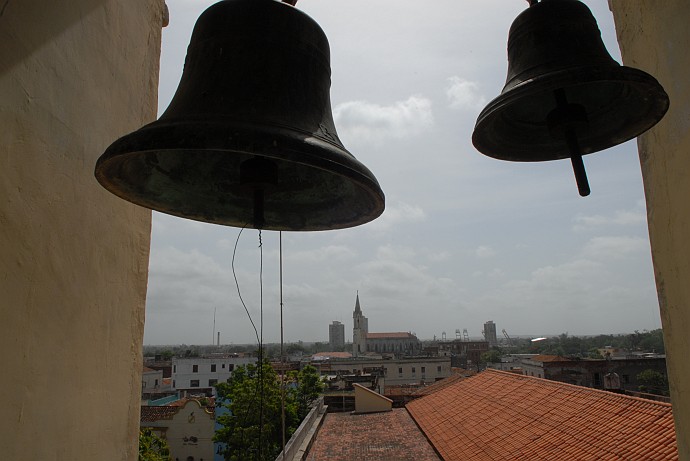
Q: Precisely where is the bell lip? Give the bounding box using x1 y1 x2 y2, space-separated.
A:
472 65 670 162
95 120 385 232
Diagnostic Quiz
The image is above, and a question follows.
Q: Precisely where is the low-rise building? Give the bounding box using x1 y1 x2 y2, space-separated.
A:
142 366 164 395
520 354 668 394
141 398 215 461
172 354 257 395
314 356 452 388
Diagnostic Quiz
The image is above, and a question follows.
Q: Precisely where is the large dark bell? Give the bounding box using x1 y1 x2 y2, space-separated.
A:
472 0 669 196
95 0 384 231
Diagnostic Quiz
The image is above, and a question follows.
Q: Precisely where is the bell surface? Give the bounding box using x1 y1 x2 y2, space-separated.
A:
472 0 669 163
95 0 384 231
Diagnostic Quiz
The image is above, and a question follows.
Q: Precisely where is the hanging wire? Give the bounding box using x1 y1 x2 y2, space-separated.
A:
231 226 259 345
280 231 286 455
258 229 264 459
230 226 266 459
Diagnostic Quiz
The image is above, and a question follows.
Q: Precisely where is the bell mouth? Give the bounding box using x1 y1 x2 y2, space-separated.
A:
472 65 669 162
95 119 385 231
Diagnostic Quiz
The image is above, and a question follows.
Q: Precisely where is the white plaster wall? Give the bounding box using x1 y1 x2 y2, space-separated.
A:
0 0 163 459
609 2 690 459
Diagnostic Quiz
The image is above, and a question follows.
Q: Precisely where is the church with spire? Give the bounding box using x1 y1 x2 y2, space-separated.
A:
352 293 421 358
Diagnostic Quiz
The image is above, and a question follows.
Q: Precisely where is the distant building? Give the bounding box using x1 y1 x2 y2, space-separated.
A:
329 321 345 350
352 294 421 358
519 354 668 394
172 354 256 395
314 356 452 388
366 332 422 356
438 339 490 369
483 320 498 347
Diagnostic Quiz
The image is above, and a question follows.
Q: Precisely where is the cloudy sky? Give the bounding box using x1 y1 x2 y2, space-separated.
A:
144 0 662 345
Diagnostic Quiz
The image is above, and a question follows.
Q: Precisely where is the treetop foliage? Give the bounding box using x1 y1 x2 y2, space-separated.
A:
214 362 324 461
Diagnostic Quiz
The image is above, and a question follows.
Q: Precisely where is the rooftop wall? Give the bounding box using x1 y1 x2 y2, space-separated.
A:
610 1 690 459
0 0 163 459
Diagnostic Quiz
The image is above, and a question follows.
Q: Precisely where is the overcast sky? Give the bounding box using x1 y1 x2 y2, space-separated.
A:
143 0 662 346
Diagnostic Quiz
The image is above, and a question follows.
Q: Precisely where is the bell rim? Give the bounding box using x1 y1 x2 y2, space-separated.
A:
472 64 669 162
95 120 385 231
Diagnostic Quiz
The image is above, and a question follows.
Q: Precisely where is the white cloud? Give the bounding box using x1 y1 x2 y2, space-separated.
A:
333 96 434 143
283 245 357 264
582 236 648 260
475 245 496 259
367 201 426 232
146 247 234 314
428 251 451 262
573 209 647 231
446 76 487 111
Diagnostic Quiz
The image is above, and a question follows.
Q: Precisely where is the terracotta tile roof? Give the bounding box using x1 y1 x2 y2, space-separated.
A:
412 373 468 396
407 369 677 461
305 408 440 461
141 398 215 423
140 405 180 422
366 332 417 339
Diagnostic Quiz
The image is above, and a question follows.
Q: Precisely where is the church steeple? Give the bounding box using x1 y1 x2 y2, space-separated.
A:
352 291 368 357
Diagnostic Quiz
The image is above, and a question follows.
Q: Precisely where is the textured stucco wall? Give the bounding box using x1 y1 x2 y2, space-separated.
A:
609 1 690 459
0 0 163 459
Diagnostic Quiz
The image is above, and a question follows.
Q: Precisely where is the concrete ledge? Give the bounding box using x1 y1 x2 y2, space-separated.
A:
275 397 327 461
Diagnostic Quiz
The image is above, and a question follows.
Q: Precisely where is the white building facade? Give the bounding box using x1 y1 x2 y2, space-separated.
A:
172 355 257 394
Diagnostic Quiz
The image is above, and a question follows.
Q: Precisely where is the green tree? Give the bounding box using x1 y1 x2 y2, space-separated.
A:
214 362 300 461
587 347 604 359
480 349 502 364
138 428 171 461
294 365 324 419
637 369 669 396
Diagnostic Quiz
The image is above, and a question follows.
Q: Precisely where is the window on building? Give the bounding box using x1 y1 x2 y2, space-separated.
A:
208 379 218 387
594 373 602 386
211 364 216 372
437 366 442 373
173 365 176 373
228 364 234 371
222 364 226 369
154 379 159 386
412 367 416 375
622 374 630 384
421 367 426 374
190 380 199 387
193 365 198 373
173 380 176 388
398 367 403 376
